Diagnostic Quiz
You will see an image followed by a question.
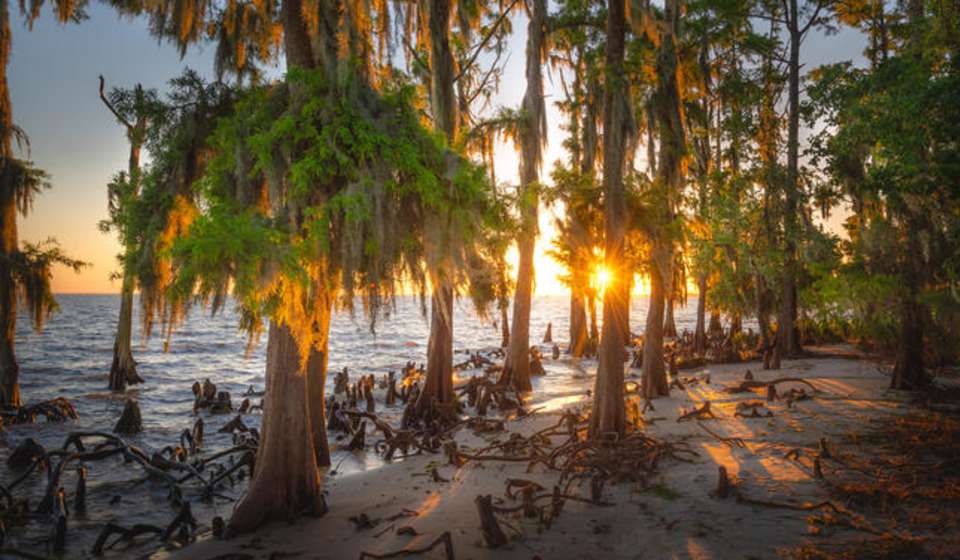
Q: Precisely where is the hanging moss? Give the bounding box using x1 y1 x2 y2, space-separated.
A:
163 67 499 360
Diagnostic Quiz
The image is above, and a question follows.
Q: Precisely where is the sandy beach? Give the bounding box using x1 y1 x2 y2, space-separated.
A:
145 345 955 560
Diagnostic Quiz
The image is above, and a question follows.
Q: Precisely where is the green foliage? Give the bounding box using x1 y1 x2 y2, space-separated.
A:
167 67 498 350
8 239 87 332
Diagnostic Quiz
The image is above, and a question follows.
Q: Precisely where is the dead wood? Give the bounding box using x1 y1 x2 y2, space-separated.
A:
475 495 508 548
359 531 454 559
91 523 163 555
113 399 142 435
677 401 716 422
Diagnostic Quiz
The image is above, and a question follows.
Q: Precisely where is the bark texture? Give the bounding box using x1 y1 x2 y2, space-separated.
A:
642 0 684 400
228 321 324 534
589 0 629 439
502 0 546 393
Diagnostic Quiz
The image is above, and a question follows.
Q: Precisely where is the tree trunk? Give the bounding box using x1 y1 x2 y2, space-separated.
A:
643 0 684 400
779 9 802 358
417 283 456 420
709 310 722 335
642 249 669 399
307 285 333 467
890 228 927 390
587 294 599 356
618 271 631 345
569 289 588 357
502 0 545 393
419 0 459 421
228 321 324 534
499 302 510 349
108 281 143 391
502 237 534 391
0 181 19 408
0 0 20 408
694 275 707 355
663 298 677 338
589 0 628 439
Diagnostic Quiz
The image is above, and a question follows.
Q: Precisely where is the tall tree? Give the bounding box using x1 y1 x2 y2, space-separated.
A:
590 0 631 438
778 0 831 357
1 0 86 406
98 77 160 391
500 0 547 393
641 0 685 399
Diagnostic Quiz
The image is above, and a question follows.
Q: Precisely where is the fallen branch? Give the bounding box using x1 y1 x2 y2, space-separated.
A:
359 531 454 559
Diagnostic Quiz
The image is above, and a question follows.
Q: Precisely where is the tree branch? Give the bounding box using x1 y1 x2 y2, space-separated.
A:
98 75 133 131
454 0 521 83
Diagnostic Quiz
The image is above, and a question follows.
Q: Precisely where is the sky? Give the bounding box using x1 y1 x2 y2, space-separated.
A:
11 3 866 294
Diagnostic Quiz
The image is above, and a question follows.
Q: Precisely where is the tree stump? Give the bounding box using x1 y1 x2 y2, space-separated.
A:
766 384 778 402
51 487 67 552
348 421 366 450
770 345 781 369
385 372 397 406
475 494 507 548
7 437 46 469
715 466 731 498
75 467 87 513
365 388 376 414
114 399 143 435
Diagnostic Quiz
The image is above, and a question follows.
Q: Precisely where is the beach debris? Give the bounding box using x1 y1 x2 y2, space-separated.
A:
723 376 820 395
3 397 79 425
677 401 716 422
735 400 773 418
91 523 163 555
348 421 367 450
530 347 546 376
475 495 508 548
219 414 248 434
334 367 350 394
714 466 732 498
359 531 454 559
113 399 142 435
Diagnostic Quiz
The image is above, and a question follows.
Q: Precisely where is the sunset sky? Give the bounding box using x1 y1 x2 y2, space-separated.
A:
11 4 863 294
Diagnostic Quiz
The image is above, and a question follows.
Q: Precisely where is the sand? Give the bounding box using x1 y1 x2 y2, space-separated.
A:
151 345 923 560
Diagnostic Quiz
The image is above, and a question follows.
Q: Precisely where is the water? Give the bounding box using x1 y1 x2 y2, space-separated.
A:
3 293 708 557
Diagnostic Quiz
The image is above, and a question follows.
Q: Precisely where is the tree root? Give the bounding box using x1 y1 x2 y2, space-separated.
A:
359 531 454 559
677 401 717 422
92 523 163 555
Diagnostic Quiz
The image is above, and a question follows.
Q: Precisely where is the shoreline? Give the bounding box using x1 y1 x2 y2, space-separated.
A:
148 344 952 560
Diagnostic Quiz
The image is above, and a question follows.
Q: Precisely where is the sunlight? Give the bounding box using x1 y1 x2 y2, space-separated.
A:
593 265 613 294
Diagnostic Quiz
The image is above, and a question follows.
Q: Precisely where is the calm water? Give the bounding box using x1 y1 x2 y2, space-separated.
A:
3 293 707 557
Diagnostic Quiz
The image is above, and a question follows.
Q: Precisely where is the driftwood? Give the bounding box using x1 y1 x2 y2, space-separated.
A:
475 495 507 548
677 401 716 422
359 531 454 559
91 523 164 555
724 377 820 395
2 397 79 425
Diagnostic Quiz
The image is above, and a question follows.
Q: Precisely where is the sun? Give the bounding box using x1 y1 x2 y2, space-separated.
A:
593 265 613 294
